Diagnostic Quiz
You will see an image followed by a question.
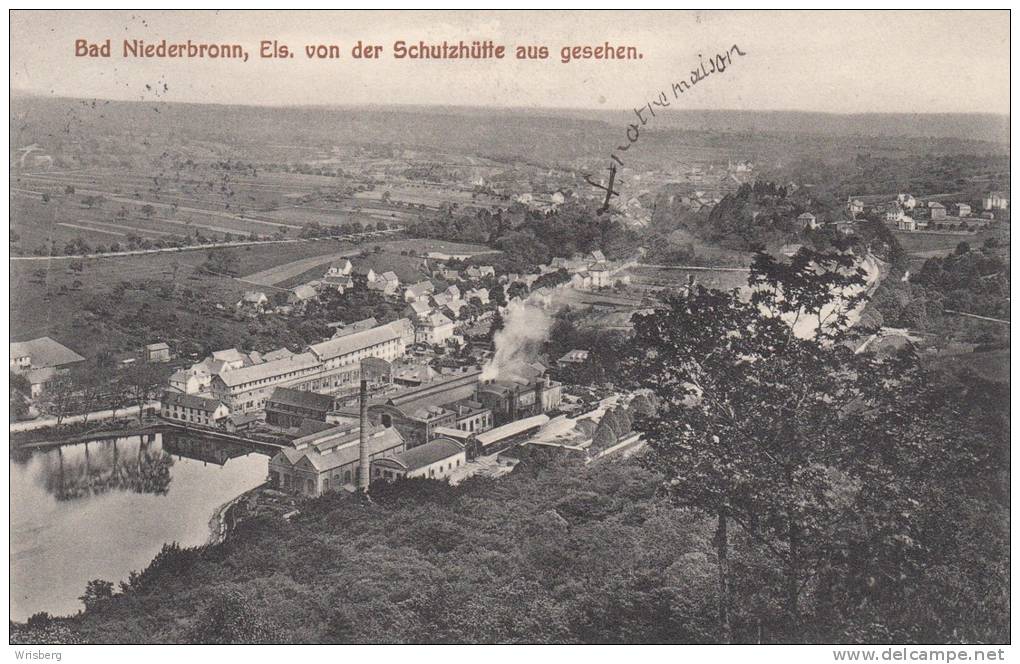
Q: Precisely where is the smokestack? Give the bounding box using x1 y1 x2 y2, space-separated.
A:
536 376 546 414
358 378 370 493
509 386 519 421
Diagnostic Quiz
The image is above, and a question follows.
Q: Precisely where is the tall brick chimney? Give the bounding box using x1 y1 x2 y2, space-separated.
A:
358 378 370 493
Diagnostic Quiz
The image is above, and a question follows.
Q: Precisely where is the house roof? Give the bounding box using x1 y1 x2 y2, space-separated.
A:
291 284 317 300
262 348 295 362
406 281 435 296
559 349 589 363
145 342 170 351
476 414 550 447
308 324 401 362
212 348 248 364
797 212 816 219
216 352 320 388
162 392 226 413
333 317 378 338
380 369 483 418
275 427 404 474
266 386 335 412
387 318 414 337
407 301 432 315
425 312 454 328
375 437 464 471
10 337 85 369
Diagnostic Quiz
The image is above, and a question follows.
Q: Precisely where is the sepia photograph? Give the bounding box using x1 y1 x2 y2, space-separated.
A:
6 8 1012 654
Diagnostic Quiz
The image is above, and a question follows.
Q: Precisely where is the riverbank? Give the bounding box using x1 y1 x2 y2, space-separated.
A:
10 416 164 450
10 401 160 433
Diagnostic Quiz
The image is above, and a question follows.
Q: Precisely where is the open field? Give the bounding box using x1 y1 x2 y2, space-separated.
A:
240 248 363 286
10 168 423 254
893 228 1001 255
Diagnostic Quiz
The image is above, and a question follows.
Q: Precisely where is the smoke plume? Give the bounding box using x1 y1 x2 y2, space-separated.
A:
482 289 567 382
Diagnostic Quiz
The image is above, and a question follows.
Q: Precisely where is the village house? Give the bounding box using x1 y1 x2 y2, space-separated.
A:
465 265 496 279
288 284 318 305
444 300 468 320
954 203 972 218
265 387 337 429
928 202 947 220
388 318 416 348
417 311 456 346
161 392 230 427
557 349 590 368
589 262 612 288
431 292 455 309
354 265 377 283
10 336 86 397
320 273 354 293
236 290 269 312
405 300 432 320
439 267 461 281
371 437 467 483
324 259 353 278
796 212 818 230
897 193 917 209
898 217 917 232
403 280 435 303
464 287 489 305
847 197 865 217
570 271 593 290
144 342 171 363
331 318 378 338
983 191 1009 210
368 270 400 295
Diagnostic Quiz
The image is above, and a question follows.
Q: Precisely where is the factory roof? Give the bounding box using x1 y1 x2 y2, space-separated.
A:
266 387 335 412
294 428 404 473
308 324 401 361
376 369 483 419
215 352 320 388
374 438 464 471
476 414 550 447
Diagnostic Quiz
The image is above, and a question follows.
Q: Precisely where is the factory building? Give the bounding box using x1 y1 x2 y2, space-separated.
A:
371 437 466 482
265 387 336 429
268 424 405 496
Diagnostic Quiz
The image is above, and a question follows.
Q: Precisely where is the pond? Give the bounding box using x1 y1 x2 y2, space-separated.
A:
10 430 268 621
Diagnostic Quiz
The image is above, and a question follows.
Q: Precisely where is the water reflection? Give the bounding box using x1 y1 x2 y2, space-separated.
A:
10 431 268 621
41 436 174 501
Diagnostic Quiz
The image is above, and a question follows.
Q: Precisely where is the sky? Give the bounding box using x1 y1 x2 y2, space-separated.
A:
9 10 1011 115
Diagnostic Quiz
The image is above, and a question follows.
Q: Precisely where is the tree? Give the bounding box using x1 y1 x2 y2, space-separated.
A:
140 204 156 219
190 588 282 644
79 579 114 611
122 363 162 424
621 248 906 640
44 373 77 426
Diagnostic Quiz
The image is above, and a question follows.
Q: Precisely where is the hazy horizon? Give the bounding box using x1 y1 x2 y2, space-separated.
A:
9 89 1013 120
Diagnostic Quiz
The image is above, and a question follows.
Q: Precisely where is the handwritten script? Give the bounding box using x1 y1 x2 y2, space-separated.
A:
587 44 748 212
